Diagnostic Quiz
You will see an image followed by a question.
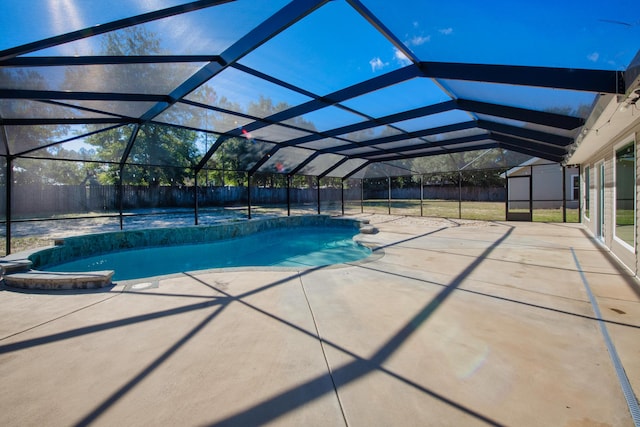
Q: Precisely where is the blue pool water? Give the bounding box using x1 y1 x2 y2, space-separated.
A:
44 226 370 281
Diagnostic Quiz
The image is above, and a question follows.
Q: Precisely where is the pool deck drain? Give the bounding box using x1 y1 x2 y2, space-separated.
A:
0 216 638 426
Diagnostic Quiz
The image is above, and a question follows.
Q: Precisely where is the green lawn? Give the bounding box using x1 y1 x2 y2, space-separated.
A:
615 209 635 246
0 200 581 256
616 209 634 226
360 199 579 222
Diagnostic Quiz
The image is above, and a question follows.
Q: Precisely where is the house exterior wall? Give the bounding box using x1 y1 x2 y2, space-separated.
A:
581 123 639 275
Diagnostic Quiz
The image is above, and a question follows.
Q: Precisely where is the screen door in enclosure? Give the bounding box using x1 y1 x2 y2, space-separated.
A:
506 174 532 221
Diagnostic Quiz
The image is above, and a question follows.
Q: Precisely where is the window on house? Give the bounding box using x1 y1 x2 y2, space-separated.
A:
615 141 635 249
584 166 590 219
571 175 579 200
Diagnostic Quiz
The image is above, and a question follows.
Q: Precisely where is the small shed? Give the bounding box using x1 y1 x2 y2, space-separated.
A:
505 158 579 219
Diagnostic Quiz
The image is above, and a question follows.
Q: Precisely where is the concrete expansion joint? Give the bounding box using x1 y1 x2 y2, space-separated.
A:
298 276 349 426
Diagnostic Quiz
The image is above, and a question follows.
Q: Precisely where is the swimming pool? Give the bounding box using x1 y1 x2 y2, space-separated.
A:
43 225 371 281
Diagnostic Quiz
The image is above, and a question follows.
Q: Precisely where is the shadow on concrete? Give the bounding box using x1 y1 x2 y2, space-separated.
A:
353 264 640 330
74 303 230 427
2 222 513 426
414 245 631 276
370 227 449 252
578 228 640 300
201 226 515 426
0 297 224 355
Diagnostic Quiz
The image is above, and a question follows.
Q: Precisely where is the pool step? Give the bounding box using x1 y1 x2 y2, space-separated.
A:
1 260 33 275
4 270 114 290
360 225 378 234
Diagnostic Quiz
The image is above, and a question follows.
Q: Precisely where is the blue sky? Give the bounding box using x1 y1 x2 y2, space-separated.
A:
0 1 289 55
2 0 638 70
366 0 640 70
1 0 639 152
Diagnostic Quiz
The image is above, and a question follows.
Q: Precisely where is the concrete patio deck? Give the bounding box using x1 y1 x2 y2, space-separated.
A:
1 215 639 426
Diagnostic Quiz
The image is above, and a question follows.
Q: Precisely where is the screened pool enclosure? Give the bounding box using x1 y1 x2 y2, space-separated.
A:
1 0 639 255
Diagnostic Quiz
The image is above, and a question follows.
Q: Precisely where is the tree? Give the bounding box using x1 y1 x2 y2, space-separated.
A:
0 68 87 186
64 26 201 186
1 68 70 159
206 95 318 187
124 123 198 186
409 148 523 187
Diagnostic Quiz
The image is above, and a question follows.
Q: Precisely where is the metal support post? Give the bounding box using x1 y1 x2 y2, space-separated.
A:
458 171 462 219
562 165 567 223
505 169 509 221
247 173 252 220
420 175 424 217
194 170 199 225
118 166 124 230
5 157 12 255
529 166 533 220
387 176 391 215
341 179 345 216
287 175 291 216
317 176 321 215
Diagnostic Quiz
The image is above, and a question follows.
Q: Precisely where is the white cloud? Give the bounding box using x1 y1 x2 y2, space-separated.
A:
409 35 430 46
439 27 453 35
587 52 600 62
369 57 388 72
394 48 412 66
